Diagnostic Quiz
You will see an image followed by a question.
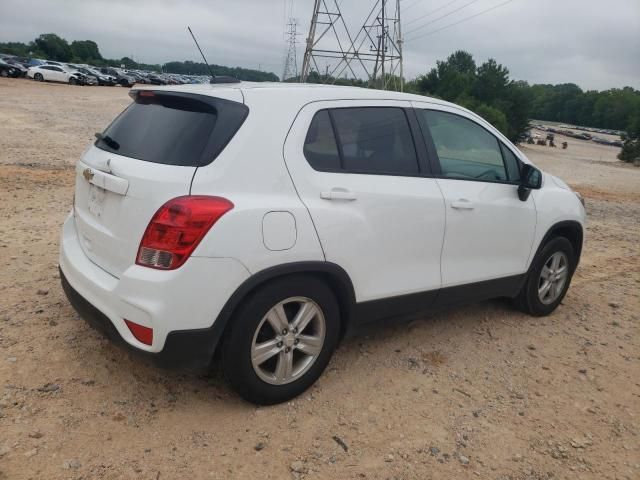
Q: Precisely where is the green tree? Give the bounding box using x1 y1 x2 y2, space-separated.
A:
33 33 72 62
473 58 509 104
618 111 640 163
416 50 476 101
70 40 102 61
475 103 508 134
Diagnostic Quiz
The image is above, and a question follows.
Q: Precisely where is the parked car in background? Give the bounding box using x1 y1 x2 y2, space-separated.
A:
99 67 135 87
60 82 586 405
61 65 97 86
0 58 23 78
2 58 28 77
82 66 117 86
27 64 83 85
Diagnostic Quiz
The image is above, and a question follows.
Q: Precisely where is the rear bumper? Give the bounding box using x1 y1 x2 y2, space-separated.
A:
60 269 224 369
59 212 250 369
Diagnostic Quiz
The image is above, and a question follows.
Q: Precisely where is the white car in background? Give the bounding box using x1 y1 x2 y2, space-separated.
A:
59 81 586 405
27 64 84 85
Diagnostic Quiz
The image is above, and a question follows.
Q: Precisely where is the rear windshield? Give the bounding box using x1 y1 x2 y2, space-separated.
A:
95 91 248 167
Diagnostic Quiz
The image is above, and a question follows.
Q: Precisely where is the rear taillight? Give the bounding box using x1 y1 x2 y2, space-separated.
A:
136 196 233 270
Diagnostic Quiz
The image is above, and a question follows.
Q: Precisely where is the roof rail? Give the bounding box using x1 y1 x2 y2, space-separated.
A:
210 76 241 84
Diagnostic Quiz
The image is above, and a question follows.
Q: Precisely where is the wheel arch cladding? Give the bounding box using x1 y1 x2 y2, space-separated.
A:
215 262 356 351
541 221 583 271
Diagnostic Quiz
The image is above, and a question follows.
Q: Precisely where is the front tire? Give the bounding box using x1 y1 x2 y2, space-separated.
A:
515 237 575 316
221 275 340 405
69 77 78 86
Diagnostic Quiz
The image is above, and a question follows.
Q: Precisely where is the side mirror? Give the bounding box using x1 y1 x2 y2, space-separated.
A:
518 164 542 201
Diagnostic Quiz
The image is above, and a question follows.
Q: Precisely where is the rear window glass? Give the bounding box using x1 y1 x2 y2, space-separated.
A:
95 92 248 167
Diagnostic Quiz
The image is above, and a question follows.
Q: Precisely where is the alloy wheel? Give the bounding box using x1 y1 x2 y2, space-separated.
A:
251 296 326 385
538 251 569 305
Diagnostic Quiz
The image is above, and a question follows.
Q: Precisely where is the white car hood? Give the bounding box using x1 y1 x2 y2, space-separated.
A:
548 173 571 191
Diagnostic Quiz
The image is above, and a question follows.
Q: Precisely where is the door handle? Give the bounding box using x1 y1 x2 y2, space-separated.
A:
320 188 357 201
451 199 475 210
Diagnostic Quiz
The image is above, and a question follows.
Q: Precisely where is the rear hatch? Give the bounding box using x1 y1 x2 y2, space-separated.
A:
73 88 248 278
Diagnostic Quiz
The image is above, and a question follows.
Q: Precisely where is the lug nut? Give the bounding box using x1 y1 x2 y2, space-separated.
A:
285 347 290 353
292 328 298 334
282 328 288 335
277 341 283 348
294 339 299 345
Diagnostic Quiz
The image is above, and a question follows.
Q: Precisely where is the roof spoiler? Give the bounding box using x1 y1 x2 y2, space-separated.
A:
210 76 241 84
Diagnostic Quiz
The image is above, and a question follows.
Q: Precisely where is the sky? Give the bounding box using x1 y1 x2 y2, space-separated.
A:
1 0 639 90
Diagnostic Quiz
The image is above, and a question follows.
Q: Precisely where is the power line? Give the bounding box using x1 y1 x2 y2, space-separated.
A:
402 0 426 11
405 0 462 26
405 0 517 41
405 0 482 35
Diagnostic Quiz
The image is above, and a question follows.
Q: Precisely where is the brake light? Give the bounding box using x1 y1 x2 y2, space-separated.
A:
136 196 233 270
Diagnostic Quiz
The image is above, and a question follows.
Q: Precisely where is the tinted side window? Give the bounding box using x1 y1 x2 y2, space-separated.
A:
418 110 507 182
303 110 341 171
331 107 419 175
500 143 521 182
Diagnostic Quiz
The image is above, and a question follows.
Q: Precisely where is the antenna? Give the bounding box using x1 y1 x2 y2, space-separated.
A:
187 26 215 78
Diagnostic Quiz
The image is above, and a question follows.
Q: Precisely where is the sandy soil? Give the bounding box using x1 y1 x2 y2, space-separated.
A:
0 78 639 480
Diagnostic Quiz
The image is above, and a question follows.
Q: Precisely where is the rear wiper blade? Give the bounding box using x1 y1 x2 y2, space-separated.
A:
95 132 120 150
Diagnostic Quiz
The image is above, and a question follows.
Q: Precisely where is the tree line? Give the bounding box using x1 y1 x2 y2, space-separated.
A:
0 33 278 82
404 50 639 162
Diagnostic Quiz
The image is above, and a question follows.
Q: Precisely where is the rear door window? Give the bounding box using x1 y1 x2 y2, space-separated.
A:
331 107 419 175
95 91 248 167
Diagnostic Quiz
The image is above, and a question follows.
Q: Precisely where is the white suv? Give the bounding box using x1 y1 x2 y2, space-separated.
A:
59 81 586 404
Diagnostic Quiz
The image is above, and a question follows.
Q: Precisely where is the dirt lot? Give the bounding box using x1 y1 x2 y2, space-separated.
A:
0 78 638 480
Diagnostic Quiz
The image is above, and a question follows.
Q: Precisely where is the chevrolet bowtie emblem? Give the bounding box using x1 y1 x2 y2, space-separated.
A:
83 168 94 182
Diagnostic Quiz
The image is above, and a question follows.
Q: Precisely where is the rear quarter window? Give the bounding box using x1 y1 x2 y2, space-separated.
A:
95 91 248 167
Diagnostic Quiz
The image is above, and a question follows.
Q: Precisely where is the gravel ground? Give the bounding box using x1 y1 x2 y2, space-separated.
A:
0 78 639 480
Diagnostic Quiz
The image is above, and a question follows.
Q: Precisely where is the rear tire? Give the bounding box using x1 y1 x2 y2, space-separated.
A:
0 70 7 78
514 237 575 316
221 275 340 405
34 73 43 82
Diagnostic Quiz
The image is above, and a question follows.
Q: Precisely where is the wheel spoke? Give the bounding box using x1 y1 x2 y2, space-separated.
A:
541 265 552 280
296 334 323 357
266 304 289 333
550 253 561 271
275 349 294 381
252 338 281 366
291 302 318 333
552 279 563 299
539 280 552 299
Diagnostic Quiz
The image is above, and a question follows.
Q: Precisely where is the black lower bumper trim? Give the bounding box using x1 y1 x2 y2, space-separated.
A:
60 268 223 371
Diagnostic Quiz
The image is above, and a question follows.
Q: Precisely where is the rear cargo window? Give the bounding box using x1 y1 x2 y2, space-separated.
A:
95 91 248 167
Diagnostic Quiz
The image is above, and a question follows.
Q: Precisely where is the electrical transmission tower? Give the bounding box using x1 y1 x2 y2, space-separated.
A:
301 0 403 91
282 18 300 81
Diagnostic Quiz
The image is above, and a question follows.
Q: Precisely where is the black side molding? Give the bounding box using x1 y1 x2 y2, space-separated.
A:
351 274 526 327
534 220 583 272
